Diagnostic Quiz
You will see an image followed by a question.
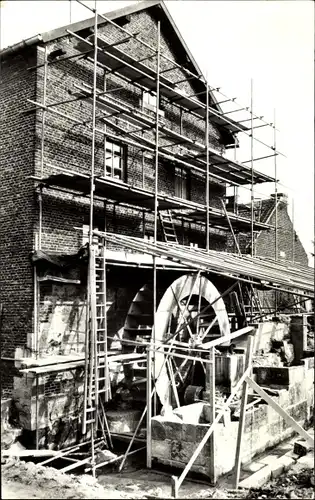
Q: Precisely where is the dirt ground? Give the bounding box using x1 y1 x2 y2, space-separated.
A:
1 452 314 500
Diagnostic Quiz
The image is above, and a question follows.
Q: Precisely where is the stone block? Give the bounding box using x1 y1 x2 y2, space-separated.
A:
196 423 210 442
164 420 182 438
170 439 202 464
238 464 272 489
258 455 279 466
277 454 295 472
294 439 314 456
304 357 314 370
270 461 285 479
242 461 266 473
181 423 197 442
151 418 166 441
295 452 314 469
151 438 171 460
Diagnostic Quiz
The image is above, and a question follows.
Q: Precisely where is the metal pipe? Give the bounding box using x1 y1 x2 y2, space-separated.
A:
250 79 254 258
292 197 295 263
33 233 39 358
68 26 285 157
88 9 98 247
40 46 48 178
274 109 278 262
38 187 43 250
205 75 210 252
274 109 278 316
36 375 39 450
153 20 161 417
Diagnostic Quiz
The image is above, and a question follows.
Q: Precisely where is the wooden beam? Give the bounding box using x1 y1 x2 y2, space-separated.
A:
233 334 255 488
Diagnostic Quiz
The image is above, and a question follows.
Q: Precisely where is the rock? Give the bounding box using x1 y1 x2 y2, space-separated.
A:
95 449 118 466
289 491 299 499
143 487 164 498
124 484 140 491
173 402 204 423
211 490 228 499
79 474 98 487
282 341 295 365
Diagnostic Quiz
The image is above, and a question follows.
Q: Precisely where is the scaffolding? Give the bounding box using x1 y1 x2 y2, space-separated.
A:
24 0 314 482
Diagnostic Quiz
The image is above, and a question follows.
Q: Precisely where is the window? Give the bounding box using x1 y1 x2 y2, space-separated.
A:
175 167 189 200
105 141 125 180
142 90 165 116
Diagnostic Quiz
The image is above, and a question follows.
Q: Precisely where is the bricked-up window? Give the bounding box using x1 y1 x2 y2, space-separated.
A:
105 141 125 180
175 167 190 200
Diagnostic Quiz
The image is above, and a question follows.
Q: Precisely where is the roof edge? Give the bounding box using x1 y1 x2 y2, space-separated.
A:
0 34 43 60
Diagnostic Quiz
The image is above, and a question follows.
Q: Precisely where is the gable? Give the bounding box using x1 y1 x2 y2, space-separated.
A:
0 1 241 145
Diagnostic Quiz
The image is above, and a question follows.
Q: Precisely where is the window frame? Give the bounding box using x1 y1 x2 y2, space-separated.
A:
104 139 126 182
142 90 165 117
174 166 190 200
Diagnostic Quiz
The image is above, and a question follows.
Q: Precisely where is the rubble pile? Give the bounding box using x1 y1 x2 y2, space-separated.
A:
245 468 315 499
1 456 128 499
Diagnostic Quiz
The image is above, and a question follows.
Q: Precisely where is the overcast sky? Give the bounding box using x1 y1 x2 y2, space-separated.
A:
1 0 314 263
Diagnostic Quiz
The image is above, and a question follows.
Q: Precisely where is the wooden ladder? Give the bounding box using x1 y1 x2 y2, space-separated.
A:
82 243 112 437
159 210 178 244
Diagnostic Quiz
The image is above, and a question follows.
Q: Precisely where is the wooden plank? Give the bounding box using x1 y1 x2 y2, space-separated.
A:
3 449 60 458
233 334 255 488
246 376 314 447
199 326 254 350
60 456 92 473
167 359 180 408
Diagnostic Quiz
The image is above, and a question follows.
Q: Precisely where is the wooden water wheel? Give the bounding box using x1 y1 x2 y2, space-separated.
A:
121 273 230 411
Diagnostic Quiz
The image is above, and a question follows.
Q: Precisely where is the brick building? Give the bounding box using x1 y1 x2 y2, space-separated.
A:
227 194 309 266
0 1 312 449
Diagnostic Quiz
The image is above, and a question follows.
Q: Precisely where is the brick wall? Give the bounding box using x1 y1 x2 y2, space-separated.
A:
227 200 309 267
256 201 308 266
0 49 37 376
34 10 229 256
0 9 240 397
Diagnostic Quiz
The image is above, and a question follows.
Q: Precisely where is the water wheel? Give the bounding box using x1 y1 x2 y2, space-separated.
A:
121 273 230 412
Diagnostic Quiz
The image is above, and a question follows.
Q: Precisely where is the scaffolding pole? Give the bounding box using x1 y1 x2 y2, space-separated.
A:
274 109 278 316
292 197 295 263
153 20 161 415
274 109 278 262
250 79 254 258
206 75 210 252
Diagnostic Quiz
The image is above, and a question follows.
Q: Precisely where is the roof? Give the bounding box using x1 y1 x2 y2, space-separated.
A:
94 231 314 296
237 198 277 224
0 0 244 140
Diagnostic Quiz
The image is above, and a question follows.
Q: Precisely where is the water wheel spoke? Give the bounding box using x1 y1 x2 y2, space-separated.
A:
170 357 184 385
200 359 206 375
195 277 203 333
170 286 195 339
199 316 218 341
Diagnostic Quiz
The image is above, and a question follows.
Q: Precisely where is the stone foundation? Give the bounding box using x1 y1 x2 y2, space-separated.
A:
151 360 314 479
